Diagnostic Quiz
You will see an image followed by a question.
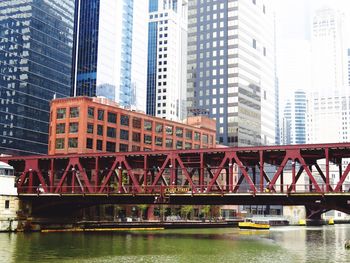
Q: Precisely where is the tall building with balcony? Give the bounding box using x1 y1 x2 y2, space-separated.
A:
71 0 148 110
0 0 74 155
146 0 188 121
187 0 276 146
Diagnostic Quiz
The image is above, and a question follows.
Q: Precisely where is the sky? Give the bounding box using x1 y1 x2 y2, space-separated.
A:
272 0 350 107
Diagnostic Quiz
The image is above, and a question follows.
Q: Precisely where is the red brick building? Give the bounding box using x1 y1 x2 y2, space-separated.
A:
49 96 216 155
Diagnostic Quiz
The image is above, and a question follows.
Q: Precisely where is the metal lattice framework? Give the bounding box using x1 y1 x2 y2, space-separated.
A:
2 143 350 196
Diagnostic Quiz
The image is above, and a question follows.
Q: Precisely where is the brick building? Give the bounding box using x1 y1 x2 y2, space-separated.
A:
49 96 216 155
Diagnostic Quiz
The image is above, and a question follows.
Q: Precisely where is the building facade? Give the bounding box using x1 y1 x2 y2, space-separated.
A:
146 0 188 121
187 0 276 147
49 96 216 155
71 0 148 110
280 90 306 145
0 0 74 155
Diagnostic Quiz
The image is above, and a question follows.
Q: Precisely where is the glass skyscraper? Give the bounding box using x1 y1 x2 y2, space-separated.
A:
0 0 74 155
71 0 148 111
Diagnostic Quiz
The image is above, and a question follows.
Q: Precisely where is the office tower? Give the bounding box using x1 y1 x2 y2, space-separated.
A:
146 0 188 121
348 48 350 86
72 0 148 110
311 8 348 95
0 0 74 155
280 90 306 145
187 0 276 146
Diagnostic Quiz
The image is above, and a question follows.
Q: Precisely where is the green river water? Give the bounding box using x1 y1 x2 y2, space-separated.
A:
1 225 349 263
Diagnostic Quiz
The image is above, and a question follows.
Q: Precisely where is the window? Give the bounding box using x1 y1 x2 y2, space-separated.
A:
144 134 152 145
133 117 141 129
98 109 104 120
253 39 257 49
194 132 200 141
120 129 129 141
97 125 103 136
176 141 183 149
55 138 64 149
107 127 116 138
56 108 66 119
133 132 141 142
202 134 208 144
97 140 103 151
144 120 152 131
88 107 94 118
68 138 78 148
185 130 192 140
108 112 117 123
132 145 140 151
56 123 65 134
119 143 128 152
176 128 183 138
120 115 129 126
185 142 192 149
87 123 94 134
156 123 163 133
106 141 116 152
166 125 173 135
5 200 9 209
86 138 93 149
69 122 78 133
70 107 79 118
155 136 163 146
166 138 173 148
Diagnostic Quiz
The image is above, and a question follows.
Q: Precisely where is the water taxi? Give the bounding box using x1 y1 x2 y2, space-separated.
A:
238 220 270 230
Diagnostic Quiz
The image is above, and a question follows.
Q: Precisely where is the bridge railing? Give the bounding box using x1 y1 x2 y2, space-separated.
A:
16 183 350 195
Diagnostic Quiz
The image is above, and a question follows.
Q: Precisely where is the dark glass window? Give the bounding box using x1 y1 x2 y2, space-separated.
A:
107 127 116 138
156 123 163 133
194 144 200 149
88 107 94 118
97 125 103 136
98 109 104 120
86 138 93 149
166 138 173 148
87 123 94 133
133 132 141 142
144 120 152 131
144 134 152 144
176 141 183 149
69 122 78 133
194 132 200 141
185 130 192 140
166 125 173 135
70 107 79 118
5 200 10 209
106 141 116 152
56 108 66 119
132 145 140 151
132 117 141 128
120 115 129 126
176 127 183 138
120 129 129 140
68 138 78 148
56 123 65 134
155 136 162 146
119 143 128 152
202 134 208 144
108 112 117 123
97 140 103 151
55 138 65 149
185 142 192 149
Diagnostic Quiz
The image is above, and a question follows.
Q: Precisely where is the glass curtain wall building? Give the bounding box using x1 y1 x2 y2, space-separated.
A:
146 0 188 121
187 0 276 146
0 0 74 155
71 0 148 111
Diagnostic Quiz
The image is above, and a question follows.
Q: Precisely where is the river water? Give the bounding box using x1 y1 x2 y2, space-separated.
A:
1 225 349 263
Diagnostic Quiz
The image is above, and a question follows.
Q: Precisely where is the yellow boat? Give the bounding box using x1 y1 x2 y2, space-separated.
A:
238 221 270 230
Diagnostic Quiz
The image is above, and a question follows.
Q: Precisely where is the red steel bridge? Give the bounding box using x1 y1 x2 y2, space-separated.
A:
1 143 350 217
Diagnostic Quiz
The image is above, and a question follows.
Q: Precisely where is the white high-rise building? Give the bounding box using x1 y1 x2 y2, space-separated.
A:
310 7 348 95
187 0 276 146
146 0 188 121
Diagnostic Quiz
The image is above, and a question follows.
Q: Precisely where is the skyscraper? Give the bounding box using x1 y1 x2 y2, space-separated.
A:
0 0 74 155
311 8 348 95
71 0 148 110
187 0 276 146
146 0 188 121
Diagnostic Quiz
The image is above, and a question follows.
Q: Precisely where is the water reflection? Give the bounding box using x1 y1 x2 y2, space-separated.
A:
0 225 349 263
